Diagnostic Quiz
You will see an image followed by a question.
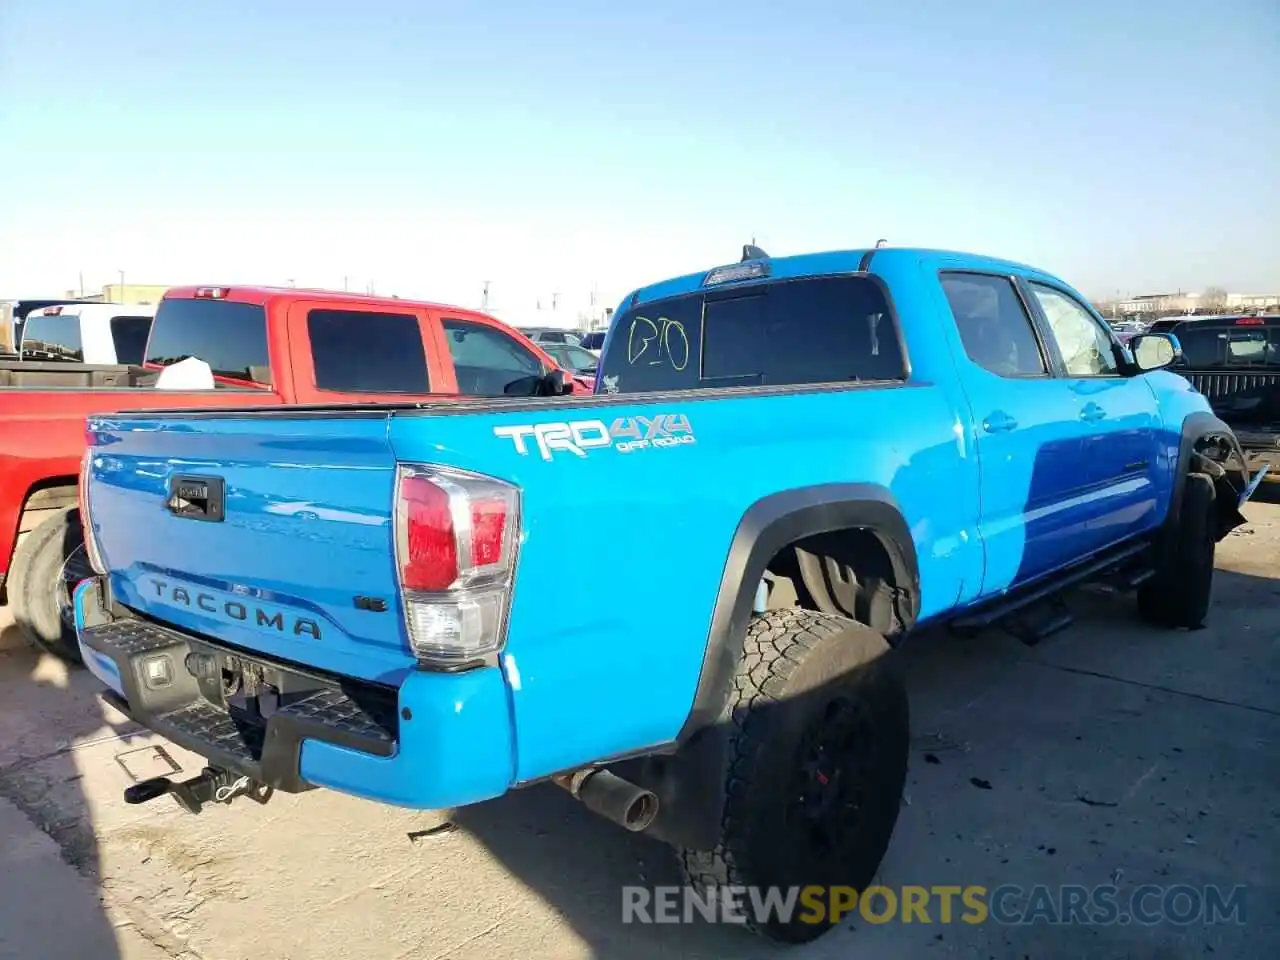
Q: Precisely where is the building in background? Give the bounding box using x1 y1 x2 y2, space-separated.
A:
65 283 170 305
1226 293 1280 311
1105 290 1280 317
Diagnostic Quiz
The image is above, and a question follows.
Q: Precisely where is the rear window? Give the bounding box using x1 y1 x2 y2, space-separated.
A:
598 276 904 393
109 315 153 365
1175 325 1280 368
146 299 271 385
307 309 429 393
20 314 83 361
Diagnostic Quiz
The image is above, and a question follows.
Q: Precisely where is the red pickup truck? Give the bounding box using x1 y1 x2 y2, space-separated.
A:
1 285 580 661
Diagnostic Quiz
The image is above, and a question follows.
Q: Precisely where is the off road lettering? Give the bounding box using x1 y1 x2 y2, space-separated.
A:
495 415 695 459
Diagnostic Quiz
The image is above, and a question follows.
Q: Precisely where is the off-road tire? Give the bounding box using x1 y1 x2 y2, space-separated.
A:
679 609 909 943
10 506 88 663
1138 472 1216 629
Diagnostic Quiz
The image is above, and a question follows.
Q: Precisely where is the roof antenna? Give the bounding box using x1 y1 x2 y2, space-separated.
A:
741 237 769 261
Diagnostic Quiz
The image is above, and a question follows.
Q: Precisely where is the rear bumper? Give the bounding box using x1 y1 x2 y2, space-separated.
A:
74 578 514 810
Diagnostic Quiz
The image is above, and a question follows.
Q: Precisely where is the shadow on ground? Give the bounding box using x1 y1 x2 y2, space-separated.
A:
0 617 141 959
453 566 1280 959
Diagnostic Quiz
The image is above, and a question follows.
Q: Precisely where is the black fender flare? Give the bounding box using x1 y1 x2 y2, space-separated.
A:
618 483 919 849
679 483 919 742
1170 411 1248 538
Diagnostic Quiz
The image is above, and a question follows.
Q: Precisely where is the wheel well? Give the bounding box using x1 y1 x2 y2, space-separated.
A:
762 528 909 638
19 478 78 524
3 477 77 602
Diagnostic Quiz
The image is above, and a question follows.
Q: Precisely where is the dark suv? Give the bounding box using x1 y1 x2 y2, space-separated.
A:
1152 313 1280 478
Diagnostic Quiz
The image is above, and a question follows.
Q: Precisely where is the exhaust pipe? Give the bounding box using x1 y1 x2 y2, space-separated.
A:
553 767 659 832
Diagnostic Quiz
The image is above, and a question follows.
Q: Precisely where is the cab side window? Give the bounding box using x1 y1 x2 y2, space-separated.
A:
307 309 429 393
1029 284 1120 377
940 273 1047 377
442 319 545 396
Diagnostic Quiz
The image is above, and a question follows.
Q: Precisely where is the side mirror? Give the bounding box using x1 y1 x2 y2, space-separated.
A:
537 369 574 396
1130 333 1181 372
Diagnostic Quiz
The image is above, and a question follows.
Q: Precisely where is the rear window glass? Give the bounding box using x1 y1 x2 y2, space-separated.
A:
20 314 83 361
146 299 271 385
598 276 904 393
1175 325 1280 368
109 315 153 365
307 309 429 393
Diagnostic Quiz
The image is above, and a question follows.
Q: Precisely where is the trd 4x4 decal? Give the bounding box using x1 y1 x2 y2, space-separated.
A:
494 414 694 460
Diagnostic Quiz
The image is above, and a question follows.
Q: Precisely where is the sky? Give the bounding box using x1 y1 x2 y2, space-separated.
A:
1 0 1277 322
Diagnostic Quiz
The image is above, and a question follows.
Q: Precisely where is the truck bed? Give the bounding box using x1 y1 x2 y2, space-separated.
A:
0 360 149 389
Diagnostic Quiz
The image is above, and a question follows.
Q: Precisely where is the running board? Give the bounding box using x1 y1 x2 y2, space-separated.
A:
951 539 1151 634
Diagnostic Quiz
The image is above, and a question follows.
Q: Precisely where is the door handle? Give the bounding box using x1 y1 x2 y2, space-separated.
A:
982 411 1019 433
1080 402 1107 422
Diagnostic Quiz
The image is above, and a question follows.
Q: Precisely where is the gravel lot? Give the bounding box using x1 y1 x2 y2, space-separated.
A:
2 502 1277 959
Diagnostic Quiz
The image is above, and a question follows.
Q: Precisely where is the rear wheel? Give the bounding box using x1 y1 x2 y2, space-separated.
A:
679 609 909 943
1138 472 1216 629
10 506 91 663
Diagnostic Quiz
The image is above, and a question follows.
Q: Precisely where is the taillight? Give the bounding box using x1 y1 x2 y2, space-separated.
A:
78 447 107 576
193 287 229 299
394 465 520 667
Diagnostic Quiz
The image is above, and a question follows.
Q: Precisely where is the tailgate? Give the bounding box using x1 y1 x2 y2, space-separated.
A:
86 411 412 682
1182 370 1280 425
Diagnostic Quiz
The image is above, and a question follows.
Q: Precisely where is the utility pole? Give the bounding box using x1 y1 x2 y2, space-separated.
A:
117 270 125 302
551 292 559 312
78 271 84 297
482 280 490 310
343 275 349 292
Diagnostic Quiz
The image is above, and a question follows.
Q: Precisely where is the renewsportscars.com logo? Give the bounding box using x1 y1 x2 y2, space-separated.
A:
494 414 694 461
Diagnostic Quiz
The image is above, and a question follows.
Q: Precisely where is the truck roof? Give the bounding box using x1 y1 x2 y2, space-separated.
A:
618 246 1056 310
163 285 477 315
26 302 157 321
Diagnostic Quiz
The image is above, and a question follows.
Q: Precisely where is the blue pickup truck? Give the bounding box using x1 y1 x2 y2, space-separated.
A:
73 246 1259 943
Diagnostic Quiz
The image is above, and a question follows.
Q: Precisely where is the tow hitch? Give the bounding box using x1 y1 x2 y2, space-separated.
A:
124 765 274 815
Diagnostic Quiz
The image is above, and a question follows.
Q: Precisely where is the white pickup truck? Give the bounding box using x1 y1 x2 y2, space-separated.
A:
19 302 156 365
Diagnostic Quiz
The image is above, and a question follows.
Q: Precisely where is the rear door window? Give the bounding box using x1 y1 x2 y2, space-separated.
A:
20 314 83 361
146 298 271 385
109 315 154 365
599 275 905 394
940 273 1047 377
307 309 429 393
442 319 545 396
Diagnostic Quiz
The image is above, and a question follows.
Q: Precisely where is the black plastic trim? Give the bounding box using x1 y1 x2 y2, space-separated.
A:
78 582 397 793
677 483 919 744
1171 411 1239 519
949 537 1150 631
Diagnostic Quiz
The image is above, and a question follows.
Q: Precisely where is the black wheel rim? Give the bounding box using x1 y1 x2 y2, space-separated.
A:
55 545 93 630
786 695 876 865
